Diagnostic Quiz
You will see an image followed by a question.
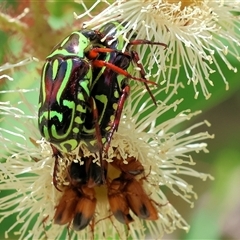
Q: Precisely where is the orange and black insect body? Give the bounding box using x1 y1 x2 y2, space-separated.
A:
72 185 97 231
54 185 97 231
54 159 97 231
108 177 134 224
54 187 79 226
123 175 158 220
111 174 158 222
108 155 158 224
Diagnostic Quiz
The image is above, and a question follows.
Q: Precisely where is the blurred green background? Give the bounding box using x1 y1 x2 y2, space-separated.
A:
0 1 240 239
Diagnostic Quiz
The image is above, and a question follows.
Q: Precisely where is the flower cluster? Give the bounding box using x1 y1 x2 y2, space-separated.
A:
0 80 213 239
76 0 240 98
2 0 238 239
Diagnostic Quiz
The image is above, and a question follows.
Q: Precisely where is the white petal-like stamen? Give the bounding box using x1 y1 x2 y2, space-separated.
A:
0 57 38 73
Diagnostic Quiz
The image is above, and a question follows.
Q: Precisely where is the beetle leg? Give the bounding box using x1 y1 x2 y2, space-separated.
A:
105 85 130 152
88 47 131 59
131 51 157 106
89 97 103 151
89 97 107 184
88 217 95 240
92 60 157 86
128 39 167 50
129 39 168 106
95 214 124 239
124 50 157 106
42 215 49 239
51 144 62 192
67 224 72 240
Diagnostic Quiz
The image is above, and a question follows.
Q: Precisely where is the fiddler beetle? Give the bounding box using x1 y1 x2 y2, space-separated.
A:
38 22 166 190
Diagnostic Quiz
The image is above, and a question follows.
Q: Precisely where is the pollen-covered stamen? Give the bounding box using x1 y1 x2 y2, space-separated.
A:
107 154 161 224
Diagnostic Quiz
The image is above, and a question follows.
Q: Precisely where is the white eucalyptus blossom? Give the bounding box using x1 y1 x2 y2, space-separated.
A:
0 82 213 239
76 0 240 98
